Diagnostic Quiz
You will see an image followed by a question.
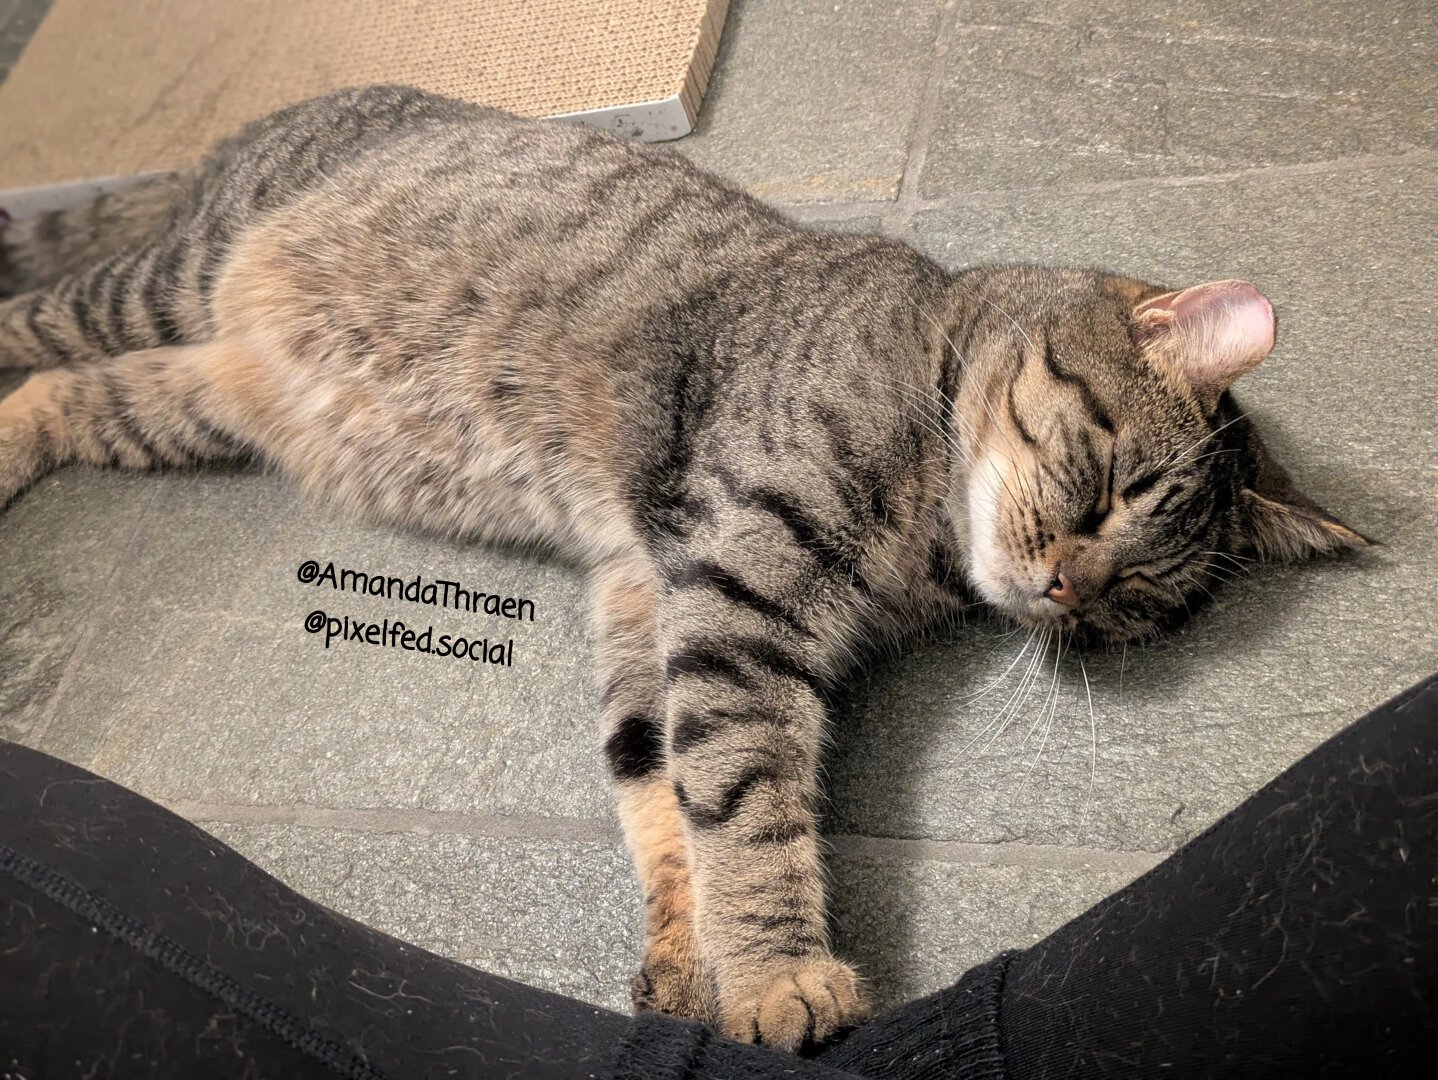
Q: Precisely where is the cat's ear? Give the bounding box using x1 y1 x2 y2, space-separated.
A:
1133 280 1275 405
1244 491 1373 561
1240 442 1373 561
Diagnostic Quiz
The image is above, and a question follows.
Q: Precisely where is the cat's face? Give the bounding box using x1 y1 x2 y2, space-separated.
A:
953 269 1367 646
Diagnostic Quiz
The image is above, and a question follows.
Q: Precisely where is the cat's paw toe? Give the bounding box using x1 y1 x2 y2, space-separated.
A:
721 956 869 1052
630 953 714 1024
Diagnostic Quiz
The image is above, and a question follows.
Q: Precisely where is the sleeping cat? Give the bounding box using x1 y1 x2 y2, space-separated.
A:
0 86 1368 1051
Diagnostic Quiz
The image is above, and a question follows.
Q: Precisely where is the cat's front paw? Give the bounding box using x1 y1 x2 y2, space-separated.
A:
719 955 870 1052
0 394 47 507
630 942 715 1024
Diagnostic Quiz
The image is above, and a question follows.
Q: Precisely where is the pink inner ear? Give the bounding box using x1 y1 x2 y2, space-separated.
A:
1137 279 1276 392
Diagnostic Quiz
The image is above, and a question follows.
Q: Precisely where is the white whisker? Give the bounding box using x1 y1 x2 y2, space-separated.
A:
973 292 1038 355
1205 549 1254 567
1162 410 1250 472
899 293 1031 478
1187 447 1243 466
886 377 977 466
956 628 1038 708
972 627 1049 755
1119 642 1128 705
1018 633 1065 793
1079 651 1096 832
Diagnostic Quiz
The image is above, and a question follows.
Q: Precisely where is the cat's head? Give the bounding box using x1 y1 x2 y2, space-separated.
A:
949 266 1369 647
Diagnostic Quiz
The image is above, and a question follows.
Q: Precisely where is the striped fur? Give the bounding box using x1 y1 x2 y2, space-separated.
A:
0 87 1368 1050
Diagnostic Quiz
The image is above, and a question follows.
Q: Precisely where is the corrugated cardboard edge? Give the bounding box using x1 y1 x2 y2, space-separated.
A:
682 0 730 125
0 173 166 221
0 0 730 219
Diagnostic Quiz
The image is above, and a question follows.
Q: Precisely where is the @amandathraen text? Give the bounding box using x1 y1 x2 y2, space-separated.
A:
296 559 535 621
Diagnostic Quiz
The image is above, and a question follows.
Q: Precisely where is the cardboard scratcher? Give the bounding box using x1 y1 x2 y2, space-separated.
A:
0 0 728 200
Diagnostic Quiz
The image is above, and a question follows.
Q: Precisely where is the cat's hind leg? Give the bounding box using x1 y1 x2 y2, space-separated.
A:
0 340 251 506
593 556 715 1024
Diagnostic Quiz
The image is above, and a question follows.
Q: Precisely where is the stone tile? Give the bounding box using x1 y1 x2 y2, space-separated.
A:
925 24 1182 193
204 823 641 1013
0 466 155 743
0 1 21 40
58 492 616 818
677 0 948 204
392 531 613 819
82 610 466 809
4 457 615 816
97 465 307 619
830 849 1139 1008
27 606 211 767
906 158 1434 295
955 1 1437 51
782 210 888 238
1075 30 1435 105
1162 92 1432 175
923 5 1436 195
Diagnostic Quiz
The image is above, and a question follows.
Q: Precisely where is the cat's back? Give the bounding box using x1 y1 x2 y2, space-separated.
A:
202 86 803 343
217 83 766 227
203 85 949 426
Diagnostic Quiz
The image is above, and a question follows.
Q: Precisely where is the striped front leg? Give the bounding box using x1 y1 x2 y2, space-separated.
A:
593 556 714 1023
660 555 870 1051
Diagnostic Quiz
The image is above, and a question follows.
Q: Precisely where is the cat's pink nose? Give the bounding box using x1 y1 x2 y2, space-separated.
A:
1046 569 1079 609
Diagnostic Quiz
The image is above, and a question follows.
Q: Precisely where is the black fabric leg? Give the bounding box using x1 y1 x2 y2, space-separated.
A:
818 673 1438 1079
0 741 846 1079
6 674 1436 1078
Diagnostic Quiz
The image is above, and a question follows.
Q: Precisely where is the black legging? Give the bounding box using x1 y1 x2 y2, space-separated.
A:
3 675 1435 1078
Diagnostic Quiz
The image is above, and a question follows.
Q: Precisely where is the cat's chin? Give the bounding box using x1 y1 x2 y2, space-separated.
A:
1003 608 1084 642
993 604 1151 652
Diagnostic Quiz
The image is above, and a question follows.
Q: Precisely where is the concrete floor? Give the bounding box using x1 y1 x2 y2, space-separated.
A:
3 0 1436 1015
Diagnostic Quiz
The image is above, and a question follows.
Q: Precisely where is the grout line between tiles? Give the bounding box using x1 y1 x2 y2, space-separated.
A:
827 833 1162 875
883 0 963 236
774 148 1436 227
175 801 623 843
172 798 1167 874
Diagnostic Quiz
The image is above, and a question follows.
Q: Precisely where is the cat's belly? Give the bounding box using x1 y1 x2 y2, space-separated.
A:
202 306 635 562
232 356 628 558
293 433 592 556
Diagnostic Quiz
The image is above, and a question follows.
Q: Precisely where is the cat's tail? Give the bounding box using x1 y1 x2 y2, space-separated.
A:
0 172 189 298
0 171 210 371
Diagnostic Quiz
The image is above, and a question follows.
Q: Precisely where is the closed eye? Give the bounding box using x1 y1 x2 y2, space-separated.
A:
1120 469 1163 502
1119 547 1194 586
1117 566 1158 587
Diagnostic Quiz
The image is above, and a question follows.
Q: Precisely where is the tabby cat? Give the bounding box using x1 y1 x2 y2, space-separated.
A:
0 86 1368 1051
